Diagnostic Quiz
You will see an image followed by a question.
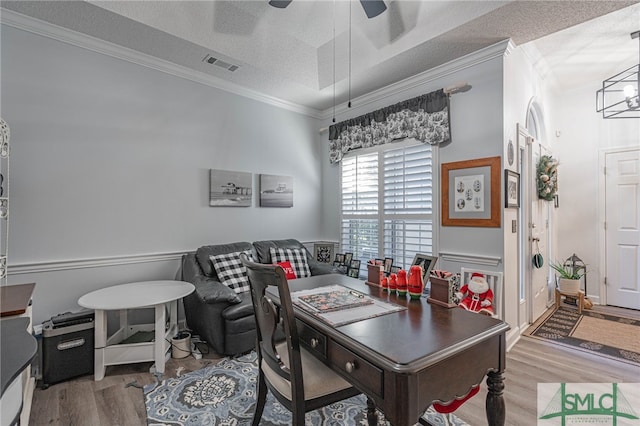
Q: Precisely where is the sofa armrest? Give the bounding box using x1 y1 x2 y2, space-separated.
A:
192 276 241 304
309 262 338 276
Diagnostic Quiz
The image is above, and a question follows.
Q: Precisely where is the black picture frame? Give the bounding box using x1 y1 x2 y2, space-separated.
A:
344 252 353 266
347 267 360 278
505 169 520 208
390 266 401 274
350 259 361 270
334 253 345 265
411 254 438 284
383 257 394 274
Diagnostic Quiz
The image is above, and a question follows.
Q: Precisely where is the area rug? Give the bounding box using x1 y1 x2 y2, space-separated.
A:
526 307 640 365
144 351 469 425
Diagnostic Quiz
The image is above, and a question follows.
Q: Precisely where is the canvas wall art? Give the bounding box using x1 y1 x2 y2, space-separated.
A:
260 174 293 207
209 169 252 207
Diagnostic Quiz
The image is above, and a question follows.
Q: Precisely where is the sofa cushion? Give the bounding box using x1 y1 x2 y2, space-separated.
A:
196 242 253 278
253 239 308 264
270 247 311 278
210 250 254 294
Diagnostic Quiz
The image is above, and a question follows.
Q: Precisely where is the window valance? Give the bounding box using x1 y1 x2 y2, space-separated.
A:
328 89 450 164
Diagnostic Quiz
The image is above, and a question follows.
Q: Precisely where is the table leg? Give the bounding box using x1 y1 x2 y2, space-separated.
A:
169 300 178 334
120 309 129 339
486 370 505 426
154 303 166 375
94 309 107 381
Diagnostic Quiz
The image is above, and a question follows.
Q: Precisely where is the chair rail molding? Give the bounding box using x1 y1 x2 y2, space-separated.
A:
8 251 189 275
438 251 502 267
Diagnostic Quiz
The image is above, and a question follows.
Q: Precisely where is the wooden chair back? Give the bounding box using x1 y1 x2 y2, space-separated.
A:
460 268 504 320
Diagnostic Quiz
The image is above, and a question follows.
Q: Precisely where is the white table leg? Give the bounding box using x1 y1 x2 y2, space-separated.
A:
120 309 129 339
94 309 107 381
169 300 178 333
154 303 166 375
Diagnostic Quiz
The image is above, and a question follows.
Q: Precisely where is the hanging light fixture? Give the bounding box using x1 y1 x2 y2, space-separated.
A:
596 30 640 119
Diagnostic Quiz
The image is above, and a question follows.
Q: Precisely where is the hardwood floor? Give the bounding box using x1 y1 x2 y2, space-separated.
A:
29 307 640 426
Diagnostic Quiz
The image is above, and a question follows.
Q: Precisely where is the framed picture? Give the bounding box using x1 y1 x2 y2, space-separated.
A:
374 258 384 266
350 259 361 270
314 243 334 263
383 257 394 274
334 253 345 265
209 169 252 207
411 254 438 284
347 267 360 278
505 169 520 208
344 252 353 266
390 266 401 274
259 174 293 207
441 156 501 227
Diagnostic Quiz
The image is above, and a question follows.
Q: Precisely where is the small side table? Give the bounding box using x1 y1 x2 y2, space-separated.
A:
555 288 585 315
78 280 194 381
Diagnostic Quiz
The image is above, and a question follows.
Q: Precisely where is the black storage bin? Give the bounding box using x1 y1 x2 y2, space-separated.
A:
42 311 94 387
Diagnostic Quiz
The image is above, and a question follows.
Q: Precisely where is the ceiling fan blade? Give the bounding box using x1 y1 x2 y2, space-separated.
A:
360 0 387 18
268 0 292 8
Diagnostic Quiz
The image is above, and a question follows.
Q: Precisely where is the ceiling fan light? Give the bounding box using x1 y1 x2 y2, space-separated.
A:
623 84 637 98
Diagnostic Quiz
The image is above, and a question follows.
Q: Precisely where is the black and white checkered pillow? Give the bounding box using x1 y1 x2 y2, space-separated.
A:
269 247 311 278
210 251 254 294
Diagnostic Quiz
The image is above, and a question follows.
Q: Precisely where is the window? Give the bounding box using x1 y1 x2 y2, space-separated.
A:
340 141 434 275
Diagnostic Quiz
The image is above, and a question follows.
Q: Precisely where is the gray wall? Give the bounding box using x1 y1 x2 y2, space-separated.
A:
1 24 324 324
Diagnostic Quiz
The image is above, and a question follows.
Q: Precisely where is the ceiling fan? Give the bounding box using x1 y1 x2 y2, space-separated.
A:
268 0 387 18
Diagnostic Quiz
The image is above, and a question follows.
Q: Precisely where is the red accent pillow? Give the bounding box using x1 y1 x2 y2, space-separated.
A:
277 261 297 280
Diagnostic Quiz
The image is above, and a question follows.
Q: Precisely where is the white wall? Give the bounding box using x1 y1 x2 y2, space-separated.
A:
1 24 325 324
551 79 639 304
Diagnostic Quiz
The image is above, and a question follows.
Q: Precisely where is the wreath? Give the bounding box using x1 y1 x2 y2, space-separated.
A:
537 155 558 201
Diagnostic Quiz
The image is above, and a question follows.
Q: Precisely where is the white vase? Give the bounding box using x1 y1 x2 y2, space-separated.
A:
558 278 580 294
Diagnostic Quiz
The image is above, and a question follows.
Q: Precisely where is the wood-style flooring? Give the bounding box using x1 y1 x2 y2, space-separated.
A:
29 305 640 426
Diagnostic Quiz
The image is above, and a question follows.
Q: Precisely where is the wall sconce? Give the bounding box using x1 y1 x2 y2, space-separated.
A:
596 30 640 119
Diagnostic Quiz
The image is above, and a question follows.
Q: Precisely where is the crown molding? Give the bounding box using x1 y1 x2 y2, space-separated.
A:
0 8 323 119
8 250 189 275
321 39 512 121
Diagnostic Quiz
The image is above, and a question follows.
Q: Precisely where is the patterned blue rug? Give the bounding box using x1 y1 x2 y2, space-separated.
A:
144 351 469 425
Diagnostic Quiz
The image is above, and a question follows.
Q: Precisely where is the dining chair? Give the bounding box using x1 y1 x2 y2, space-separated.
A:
240 254 370 426
459 268 504 320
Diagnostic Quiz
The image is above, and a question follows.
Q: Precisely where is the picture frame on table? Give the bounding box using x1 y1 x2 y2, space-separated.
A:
390 266 401 274
347 267 360 278
383 257 394 274
350 259 361 270
505 169 520 208
344 252 353 266
334 253 345 265
411 254 438 284
441 156 501 228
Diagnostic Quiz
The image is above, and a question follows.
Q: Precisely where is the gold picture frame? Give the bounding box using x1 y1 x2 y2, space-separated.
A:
442 156 501 227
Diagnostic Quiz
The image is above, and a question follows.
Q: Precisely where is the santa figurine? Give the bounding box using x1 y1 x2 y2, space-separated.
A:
456 272 494 316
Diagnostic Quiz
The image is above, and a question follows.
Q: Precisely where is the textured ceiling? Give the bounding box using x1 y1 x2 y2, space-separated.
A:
2 1 639 113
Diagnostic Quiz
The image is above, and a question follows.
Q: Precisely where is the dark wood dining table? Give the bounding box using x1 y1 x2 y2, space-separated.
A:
269 273 509 426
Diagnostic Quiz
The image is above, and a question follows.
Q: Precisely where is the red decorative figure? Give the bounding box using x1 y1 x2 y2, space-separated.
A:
388 273 398 293
408 265 425 300
381 276 389 291
396 269 408 296
456 272 494 315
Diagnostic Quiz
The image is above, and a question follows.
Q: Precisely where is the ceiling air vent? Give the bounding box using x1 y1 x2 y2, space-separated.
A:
202 54 240 72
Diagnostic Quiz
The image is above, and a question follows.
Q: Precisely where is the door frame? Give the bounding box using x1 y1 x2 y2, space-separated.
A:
598 146 640 306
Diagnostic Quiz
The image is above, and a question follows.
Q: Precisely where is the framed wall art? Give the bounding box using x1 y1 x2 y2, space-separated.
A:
441 156 501 227
505 169 520 208
313 242 334 263
209 169 252 207
259 174 293 207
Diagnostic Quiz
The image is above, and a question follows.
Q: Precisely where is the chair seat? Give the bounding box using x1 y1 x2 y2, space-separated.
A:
263 342 353 401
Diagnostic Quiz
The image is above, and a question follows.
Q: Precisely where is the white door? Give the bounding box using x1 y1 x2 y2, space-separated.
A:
530 143 552 322
605 149 640 309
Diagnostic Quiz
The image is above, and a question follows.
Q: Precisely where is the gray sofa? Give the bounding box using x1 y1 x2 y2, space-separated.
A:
180 239 335 356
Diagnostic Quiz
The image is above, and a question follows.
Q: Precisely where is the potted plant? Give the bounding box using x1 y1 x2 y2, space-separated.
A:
550 261 585 293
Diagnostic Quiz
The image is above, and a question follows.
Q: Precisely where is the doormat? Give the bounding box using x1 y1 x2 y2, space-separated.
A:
526 307 640 366
144 351 469 425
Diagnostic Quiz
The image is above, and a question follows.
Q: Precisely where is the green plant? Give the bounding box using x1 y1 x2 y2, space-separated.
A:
549 261 586 280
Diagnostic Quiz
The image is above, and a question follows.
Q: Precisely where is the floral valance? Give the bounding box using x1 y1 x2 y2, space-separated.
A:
328 89 450 164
